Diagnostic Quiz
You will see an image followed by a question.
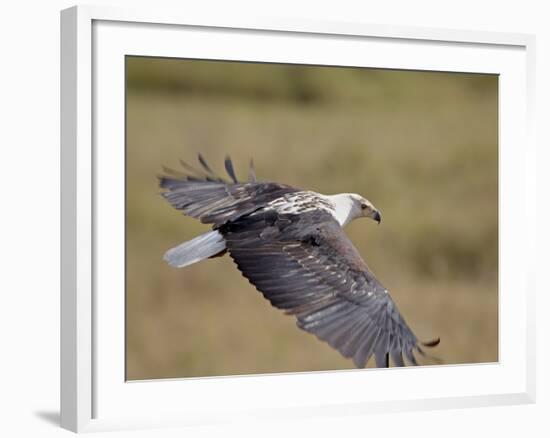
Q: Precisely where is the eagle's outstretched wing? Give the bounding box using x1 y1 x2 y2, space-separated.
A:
159 155 298 226
220 209 437 367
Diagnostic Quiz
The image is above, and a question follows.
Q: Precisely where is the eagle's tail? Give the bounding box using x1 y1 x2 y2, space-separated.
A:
163 230 226 269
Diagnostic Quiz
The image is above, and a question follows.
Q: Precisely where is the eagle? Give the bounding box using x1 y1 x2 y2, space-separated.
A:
159 154 439 368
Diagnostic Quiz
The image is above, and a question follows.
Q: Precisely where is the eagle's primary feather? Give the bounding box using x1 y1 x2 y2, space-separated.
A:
159 155 439 368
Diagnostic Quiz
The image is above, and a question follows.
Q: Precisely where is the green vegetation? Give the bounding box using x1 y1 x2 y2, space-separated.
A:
125 57 498 379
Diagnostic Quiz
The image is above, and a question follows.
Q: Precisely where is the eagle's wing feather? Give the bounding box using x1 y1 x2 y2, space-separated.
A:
222 209 424 367
159 155 298 225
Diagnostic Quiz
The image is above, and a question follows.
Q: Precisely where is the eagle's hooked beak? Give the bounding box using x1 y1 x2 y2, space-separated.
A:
360 200 382 224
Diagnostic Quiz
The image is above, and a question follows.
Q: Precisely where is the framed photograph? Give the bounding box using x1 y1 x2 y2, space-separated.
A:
60 5 536 433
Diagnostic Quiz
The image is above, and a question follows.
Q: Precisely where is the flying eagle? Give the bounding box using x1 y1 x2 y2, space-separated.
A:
159 155 439 368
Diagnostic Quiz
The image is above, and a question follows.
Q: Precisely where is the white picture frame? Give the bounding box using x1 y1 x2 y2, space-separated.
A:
60 4 536 433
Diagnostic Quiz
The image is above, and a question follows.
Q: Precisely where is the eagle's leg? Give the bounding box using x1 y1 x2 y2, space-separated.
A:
385 352 390 368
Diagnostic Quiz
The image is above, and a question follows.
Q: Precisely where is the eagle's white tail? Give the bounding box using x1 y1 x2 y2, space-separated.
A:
163 230 226 268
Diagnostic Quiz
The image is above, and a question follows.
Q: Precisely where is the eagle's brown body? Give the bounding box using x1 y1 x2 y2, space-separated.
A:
160 155 439 368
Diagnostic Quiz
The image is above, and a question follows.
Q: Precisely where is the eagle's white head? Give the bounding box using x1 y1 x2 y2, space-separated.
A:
325 193 381 227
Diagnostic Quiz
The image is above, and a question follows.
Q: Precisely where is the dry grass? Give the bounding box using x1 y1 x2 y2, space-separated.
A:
125 58 498 379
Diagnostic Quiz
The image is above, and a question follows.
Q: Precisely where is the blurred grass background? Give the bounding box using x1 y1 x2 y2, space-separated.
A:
125 56 498 380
